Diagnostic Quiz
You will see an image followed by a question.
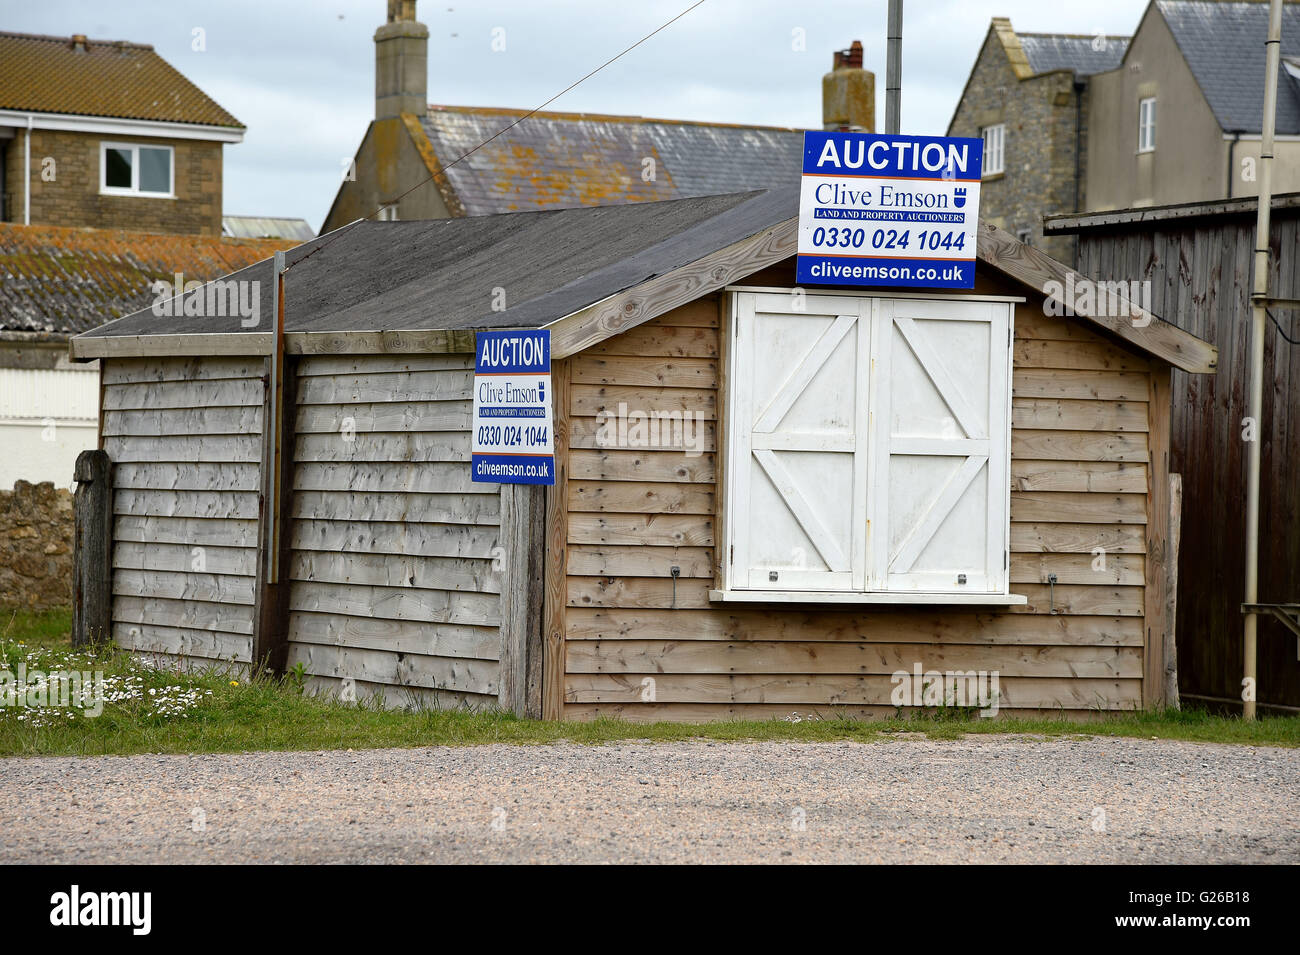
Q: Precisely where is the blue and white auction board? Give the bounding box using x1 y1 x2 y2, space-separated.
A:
471 330 555 485
797 131 983 290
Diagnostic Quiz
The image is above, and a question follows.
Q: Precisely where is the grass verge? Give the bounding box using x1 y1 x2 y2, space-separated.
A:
3 608 1297 756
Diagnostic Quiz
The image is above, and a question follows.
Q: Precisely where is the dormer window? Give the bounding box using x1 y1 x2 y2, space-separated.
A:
100 143 174 197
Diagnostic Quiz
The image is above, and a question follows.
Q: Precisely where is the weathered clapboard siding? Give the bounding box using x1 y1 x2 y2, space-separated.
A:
559 291 1156 721
104 356 264 670
285 354 502 707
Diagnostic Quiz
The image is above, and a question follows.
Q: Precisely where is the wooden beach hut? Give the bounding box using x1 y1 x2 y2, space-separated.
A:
70 188 1217 720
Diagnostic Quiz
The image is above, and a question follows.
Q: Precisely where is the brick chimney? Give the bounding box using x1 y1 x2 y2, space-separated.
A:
375 0 428 120
822 40 875 132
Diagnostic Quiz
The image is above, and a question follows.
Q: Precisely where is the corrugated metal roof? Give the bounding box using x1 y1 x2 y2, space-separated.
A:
0 224 294 334
0 31 241 128
418 106 805 216
1158 1 1300 134
222 216 316 241
1018 33 1130 76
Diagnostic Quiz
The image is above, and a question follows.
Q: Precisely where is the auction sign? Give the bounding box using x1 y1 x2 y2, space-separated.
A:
471 329 555 485
797 131 982 290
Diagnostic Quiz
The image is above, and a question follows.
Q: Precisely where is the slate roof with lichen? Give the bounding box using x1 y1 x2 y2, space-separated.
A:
416 106 805 216
1018 33 1130 77
1156 0 1300 135
0 224 293 335
0 31 241 127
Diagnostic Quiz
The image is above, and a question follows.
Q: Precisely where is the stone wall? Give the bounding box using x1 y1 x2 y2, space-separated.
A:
0 481 73 609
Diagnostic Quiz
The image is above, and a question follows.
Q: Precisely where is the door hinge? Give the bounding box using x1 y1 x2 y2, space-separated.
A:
730 544 734 565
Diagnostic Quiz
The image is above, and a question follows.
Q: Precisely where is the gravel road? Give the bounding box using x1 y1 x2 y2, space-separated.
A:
2 736 1295 864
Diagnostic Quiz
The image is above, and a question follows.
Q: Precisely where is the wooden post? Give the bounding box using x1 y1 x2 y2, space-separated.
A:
1143 366 1172 709
72 449 113 648
541 358 571 720
252 355 295 674
1165 472 1182 709
251 253 294 675
499 483 546 718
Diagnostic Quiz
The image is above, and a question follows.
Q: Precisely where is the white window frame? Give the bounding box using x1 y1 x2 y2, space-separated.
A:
714 287 1022 606
981 124 1005 176
1137 97 1157 153
99 142 175 198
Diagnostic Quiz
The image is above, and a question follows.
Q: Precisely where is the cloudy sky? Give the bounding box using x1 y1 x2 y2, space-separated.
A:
10 0 1151 230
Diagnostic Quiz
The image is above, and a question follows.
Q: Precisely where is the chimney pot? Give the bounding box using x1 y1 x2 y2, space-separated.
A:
388 0 418 23
70 34 88 52
823 39 874 132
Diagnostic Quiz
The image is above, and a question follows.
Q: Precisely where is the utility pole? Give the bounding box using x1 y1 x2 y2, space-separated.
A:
1243 0 1285 720
886 0 902 134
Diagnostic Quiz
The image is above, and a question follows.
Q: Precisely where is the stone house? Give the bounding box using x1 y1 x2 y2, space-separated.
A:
947 18 1129 264
0 29 289 495
0 30 245 236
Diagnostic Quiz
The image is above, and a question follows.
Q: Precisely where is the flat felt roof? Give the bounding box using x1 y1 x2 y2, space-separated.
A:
79 189 791 341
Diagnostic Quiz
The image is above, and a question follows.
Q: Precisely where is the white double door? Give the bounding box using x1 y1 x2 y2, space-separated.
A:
728 291 1010 594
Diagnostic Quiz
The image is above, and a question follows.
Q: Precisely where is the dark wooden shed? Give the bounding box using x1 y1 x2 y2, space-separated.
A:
1047 194 1300 711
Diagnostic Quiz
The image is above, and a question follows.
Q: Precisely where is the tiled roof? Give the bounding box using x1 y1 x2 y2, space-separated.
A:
416 106 805 216
0 31 241 128
1019 33 1130 76
1158 1 1300 135
0 224 293 335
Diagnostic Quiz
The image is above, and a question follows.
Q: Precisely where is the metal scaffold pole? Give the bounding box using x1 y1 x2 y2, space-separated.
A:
1243 0 1285 720
886 0 902 134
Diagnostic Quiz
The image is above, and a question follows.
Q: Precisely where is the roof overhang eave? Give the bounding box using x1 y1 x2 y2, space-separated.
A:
0 108 244 142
